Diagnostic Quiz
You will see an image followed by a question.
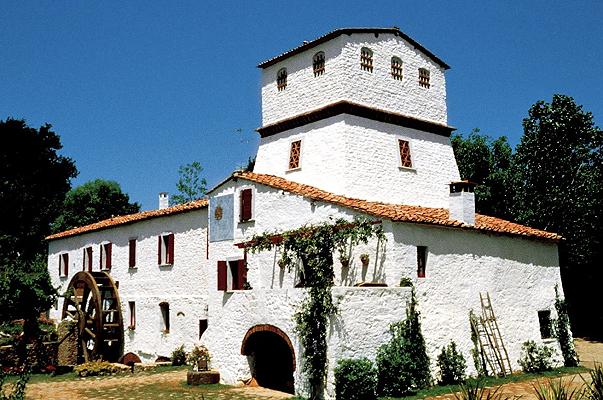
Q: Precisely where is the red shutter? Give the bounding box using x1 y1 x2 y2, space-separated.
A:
168 234 175 264
87 247 92 272
240 189 252 221
158 236 162 265
237 259 247 290
82 249 86 271
129 239 136 268
99 245 103 269
106 243 112 270
217 261 227 291
65 254 69 276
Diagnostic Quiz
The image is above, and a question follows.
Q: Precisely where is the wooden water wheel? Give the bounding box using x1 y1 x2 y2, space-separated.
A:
61 271 124 363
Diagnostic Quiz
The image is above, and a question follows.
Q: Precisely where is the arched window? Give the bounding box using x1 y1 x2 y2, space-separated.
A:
277 68 287 91
419 68 430 88
360 47 373 72
313 52 325 77
391 57 403 80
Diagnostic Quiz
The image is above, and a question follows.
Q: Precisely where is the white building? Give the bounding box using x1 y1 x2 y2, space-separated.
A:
47 27 565 398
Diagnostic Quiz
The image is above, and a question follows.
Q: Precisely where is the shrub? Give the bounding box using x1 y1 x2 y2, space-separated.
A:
0 369 29 400
582 362 603 400
399 277 413 287
518 340 555 373
74 361 121 377
437 341 467 385
554 286 579 367
532 378 582 400
376 289 430 396
187 345 211 371
334 358 377 400
171 345 187 366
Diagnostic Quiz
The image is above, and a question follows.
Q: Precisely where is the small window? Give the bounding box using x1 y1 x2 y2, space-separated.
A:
419 68 430 88
199 319 208 340
59 253 69 277
240 188 253 222
159 302 170 333
277 68 287 91
538 310 552 339
417 246 427 278
129 239 137 268
82 247 92 272
128 301 136 330
360 47 373 72
288 140 302 170
399 139 413 168
313 51 325 77
217 260 248 291
391 57 403 80
158 233 174 265
99 242 112 270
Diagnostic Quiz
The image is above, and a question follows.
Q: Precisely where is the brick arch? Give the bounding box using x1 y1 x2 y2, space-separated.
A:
240 324 296 371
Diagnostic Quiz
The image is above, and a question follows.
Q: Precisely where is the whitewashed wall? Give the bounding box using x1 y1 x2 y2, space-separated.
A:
206 179 564 398
261 33 448 126
254 115 461 208
47 209 209 362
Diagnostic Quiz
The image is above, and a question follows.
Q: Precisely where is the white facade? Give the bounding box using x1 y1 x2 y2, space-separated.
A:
46 27 567 400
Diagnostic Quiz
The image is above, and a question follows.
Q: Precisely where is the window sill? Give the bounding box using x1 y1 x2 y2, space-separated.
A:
129 266 137 270
158 263 173 268
398 166 416 172
542 338 556 344
59 275 68 279
239 219 255 224
286 167 301 173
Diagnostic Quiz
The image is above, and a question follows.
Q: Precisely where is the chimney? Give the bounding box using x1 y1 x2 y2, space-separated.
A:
159 192 169 210
448 181 476 225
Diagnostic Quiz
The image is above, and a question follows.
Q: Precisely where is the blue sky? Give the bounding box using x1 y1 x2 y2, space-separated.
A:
2 1 601 210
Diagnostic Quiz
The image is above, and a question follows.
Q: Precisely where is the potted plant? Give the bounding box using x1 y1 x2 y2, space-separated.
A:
339 254 350 269
188 345 211 371
360 253 370 267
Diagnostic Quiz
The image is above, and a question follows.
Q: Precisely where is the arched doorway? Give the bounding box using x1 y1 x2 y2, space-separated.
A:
241 324 295 394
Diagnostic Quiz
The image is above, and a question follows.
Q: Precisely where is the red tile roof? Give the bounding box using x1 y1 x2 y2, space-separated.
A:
233 171 562 242
46 199 208 240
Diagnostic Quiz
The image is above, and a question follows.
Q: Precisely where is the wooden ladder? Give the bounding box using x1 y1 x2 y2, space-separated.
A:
472 292 512 376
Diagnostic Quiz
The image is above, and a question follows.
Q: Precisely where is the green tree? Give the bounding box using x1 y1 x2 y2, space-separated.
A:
512 94 602 337
52 179 140 233
172 161 207 205
451 129 515 219
0 118 77 258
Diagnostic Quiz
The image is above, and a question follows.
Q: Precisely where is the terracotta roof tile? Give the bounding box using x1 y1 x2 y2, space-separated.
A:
233 171 561 242
46 199 208 241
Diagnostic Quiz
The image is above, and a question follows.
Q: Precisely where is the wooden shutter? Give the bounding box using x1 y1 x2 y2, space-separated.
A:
106 243 112 270
417 246 426 278
129 239 136 268
240 189 252 221
87 247 92 271
237 259 247 290
158 236 162 265
82 249 86 270
99 245 103 269
167 234 174 264
217 261 227 291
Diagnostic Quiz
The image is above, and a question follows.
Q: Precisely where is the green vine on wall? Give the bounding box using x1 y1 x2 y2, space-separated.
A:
246 217 385 399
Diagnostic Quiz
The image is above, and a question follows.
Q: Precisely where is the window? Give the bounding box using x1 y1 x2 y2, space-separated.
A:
159 302 170 333
417 246 427 278
199 319 208 340
217 260 248 291
82 246 92 272
129 239 136 268
158 233 174 265
313 51 325 76
288 140 301 170
277 68 287 91
99 242 112 270
59 253 69 277
398 139 413 168
391 57 403 80
538 310 552 339
419 68 430 88
128 301 136 330
360 47 373 72
240 188 253 222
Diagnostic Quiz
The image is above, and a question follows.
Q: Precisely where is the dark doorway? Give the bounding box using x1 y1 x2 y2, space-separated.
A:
241 326 295 394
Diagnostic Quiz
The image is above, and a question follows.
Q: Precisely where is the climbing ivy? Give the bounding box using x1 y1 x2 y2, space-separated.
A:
554 285 579 367
247 217 385 399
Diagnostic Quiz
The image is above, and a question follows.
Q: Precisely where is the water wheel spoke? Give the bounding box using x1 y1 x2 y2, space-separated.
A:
84 327 96 339
65 310 76 319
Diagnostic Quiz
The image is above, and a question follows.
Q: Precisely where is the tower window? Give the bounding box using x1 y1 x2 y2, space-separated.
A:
100 242 112 270
59 253 69 277
398 139 413 168
128 301 136 330
129 239 136 268
288 140 302 170
391 57 403 80
313 52 325 77
360 47 373 72
417 246 427 278
538 310 552 339
419 68 430 88
158 233 174 265
240 188 253 222
159 302 170 333
83 246 92 271
277 68 287 91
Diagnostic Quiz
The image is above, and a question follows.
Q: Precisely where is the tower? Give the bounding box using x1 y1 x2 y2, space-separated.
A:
253 27 460 208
